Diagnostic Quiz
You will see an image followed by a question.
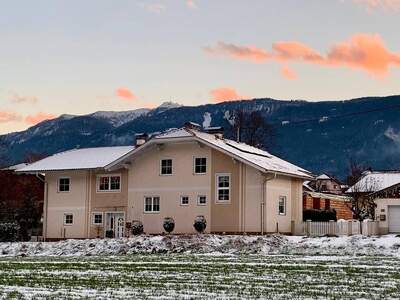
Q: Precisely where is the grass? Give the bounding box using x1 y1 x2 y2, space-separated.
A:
0 254 399 299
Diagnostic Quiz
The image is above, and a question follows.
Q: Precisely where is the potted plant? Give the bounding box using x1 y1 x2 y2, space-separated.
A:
163 217 175 233
131 220 144 235
193 215 206 233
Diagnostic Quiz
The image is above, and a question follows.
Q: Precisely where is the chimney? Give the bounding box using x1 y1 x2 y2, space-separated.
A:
204 126 224 139
135 133 148 146
184 121 201 131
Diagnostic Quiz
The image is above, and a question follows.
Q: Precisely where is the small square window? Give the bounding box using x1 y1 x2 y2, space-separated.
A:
64 213 73 225
278 196 286 215
194 157 207 174
59 178 70 192
181 196 189 206
92 213 103 225
160 159 173 175
198 195 207 206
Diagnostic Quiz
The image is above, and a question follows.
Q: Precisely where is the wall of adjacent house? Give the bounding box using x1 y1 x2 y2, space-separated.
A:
128 142 212 234
303 194 353 220
45 170 89 239
89 169 129 238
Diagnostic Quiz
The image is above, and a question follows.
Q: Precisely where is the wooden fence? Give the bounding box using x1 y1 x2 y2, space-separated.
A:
304 220 379 236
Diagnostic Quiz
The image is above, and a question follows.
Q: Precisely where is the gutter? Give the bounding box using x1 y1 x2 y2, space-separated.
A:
261 173 277 235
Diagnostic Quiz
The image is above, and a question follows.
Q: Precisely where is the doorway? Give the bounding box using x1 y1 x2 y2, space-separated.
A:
105 212 125 238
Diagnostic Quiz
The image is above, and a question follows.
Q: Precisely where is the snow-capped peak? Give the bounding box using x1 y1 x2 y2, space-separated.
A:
157 101 183 109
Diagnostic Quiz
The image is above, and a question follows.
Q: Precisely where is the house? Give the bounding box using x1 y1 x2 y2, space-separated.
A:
18 125 313 240
302 174 353 220
347 171 400 234
302 191 353 220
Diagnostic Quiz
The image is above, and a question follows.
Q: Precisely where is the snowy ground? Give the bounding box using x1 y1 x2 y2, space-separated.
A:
1 235 400 299
1 234 400 257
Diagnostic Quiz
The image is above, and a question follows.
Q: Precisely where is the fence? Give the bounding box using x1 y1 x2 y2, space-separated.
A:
304 220 379 237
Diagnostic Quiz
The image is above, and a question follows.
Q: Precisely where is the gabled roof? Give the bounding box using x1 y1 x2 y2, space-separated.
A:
17 146 135 172
108 127 313 179
346 171 400 193
2 163 30 171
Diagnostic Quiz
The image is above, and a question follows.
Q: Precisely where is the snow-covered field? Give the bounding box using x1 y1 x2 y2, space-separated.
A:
1 235 400 299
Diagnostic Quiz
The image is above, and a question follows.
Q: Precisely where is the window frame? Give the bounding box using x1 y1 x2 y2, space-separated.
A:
197 195 207 206
58 177 70 193
215 173 231 203
144 196 161 213
96 174 121 193
92 212 103 225
63 213 73 226
193 157 207 175
278 196 286 216
180 195 189 206
160 159 173 176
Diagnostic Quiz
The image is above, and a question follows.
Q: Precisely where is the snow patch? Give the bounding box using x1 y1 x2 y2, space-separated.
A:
384 126 400 144
202 112 212 128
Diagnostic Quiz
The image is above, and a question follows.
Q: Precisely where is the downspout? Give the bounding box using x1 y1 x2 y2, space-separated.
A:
35 173 48 241
261 173 277 235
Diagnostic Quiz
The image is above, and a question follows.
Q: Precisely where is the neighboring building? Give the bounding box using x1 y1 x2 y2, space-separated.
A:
309 174 344 195
347 171 400 234
303 191 353 220
18 125 313 239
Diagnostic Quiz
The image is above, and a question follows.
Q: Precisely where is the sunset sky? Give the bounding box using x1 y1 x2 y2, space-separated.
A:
1 0 400 134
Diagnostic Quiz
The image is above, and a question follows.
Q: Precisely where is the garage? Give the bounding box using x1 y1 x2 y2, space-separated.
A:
388 206 400 233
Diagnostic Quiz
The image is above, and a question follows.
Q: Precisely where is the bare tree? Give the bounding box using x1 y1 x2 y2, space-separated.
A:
346 159 377 220
228 108 274 150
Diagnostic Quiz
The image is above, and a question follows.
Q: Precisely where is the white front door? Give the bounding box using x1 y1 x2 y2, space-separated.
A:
388 206 400 233
105 213 125 238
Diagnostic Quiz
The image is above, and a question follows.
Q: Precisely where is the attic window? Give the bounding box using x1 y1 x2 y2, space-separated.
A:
58 178 70 192
194 157 207 174
160 159 173 175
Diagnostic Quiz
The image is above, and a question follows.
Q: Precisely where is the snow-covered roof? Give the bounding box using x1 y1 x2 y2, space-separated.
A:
2 163 30 171
17 146 135 172
316 174 331 180
305 191 352 202
303 181 315 192
346 171 400 193
111 127 313 179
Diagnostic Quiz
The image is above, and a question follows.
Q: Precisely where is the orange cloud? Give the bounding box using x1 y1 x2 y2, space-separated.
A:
116 87 137 101
25 112 56 125
281 65 297 80
0 111 22 123
353 0 400 11
10 92 38 104
210 87 249 103
205 34 400 78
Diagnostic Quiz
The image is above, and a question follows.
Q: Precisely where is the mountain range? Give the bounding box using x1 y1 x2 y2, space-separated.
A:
1 96 400 179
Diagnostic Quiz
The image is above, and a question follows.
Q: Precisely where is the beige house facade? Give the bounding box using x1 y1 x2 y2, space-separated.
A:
19 126 313 239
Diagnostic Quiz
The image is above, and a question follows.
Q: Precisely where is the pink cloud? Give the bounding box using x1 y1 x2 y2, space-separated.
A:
210 87 250 103
145 3 165 14
0 111 22 123
353 0 400 11
25 112 56 125
186 0 197 9
205 34 400 78
116 87 137 101
10 92 38 104
281 65 297 80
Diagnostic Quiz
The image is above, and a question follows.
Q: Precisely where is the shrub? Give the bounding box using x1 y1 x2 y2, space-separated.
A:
105 230 114 238
193 215 207 233
163 217 175 233
0 223 20 242
303 209 337 222
131 220 144 235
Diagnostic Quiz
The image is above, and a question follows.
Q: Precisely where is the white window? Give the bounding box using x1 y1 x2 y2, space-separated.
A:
92 212 103 225
97 175 121 192
144 196 160 213
194 157 207 174
216 174 230 202
160 159 173 175
278 196 286 215
58 177 70 192
197 195 207 206
64 213 73 225
180 196 189 206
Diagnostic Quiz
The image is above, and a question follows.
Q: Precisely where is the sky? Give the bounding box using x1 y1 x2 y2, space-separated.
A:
0 0 400 134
